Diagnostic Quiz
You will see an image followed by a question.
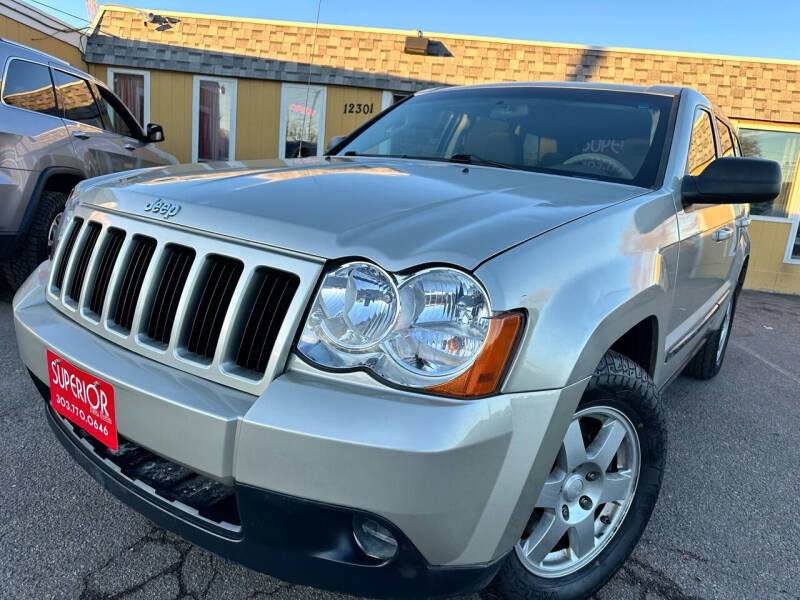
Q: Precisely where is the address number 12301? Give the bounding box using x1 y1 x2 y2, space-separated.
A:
343 103 375 114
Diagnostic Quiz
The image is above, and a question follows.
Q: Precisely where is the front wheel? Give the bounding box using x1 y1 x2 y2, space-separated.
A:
2 190 67 290
483 352 666 600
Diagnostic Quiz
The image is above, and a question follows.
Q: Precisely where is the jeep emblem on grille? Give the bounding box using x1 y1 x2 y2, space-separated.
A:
143 199 181 219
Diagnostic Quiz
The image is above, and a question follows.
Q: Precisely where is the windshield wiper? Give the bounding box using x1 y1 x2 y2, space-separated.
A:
340 152 514 170
447 154 513 169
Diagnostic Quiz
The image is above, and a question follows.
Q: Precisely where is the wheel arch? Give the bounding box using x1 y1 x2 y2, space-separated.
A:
0 167 85 258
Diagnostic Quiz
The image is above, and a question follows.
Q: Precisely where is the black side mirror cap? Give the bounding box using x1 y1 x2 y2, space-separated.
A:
146 123 165 143
682 157 781 204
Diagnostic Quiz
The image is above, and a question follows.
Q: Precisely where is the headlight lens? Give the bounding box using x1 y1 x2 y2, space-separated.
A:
298 263 520 396
384 269 490 377
316 262 398 349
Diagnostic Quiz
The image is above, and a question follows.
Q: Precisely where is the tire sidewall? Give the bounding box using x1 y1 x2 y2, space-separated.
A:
487 372 665 600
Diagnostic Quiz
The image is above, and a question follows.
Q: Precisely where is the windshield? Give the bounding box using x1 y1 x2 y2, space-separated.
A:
338 87 675 187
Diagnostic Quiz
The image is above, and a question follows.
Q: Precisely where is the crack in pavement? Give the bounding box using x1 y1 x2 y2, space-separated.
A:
80 527 192 600
609 557 704 600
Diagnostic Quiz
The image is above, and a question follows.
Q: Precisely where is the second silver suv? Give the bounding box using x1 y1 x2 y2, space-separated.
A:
0 39 176 289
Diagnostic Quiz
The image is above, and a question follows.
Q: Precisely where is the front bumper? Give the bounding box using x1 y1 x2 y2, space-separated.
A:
14 270 586 598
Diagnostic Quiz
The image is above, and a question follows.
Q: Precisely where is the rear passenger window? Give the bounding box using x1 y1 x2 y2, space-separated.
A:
52 70 104 129
687 109 717 175
2 60 57 116
716 119 735 157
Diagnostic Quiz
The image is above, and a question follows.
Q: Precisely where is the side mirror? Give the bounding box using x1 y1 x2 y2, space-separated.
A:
146 123 165 143
325 135 347 154
682 157 781 204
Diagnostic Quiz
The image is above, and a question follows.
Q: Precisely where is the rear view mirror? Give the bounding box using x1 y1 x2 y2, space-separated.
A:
146 123 165 143
682 157 781 204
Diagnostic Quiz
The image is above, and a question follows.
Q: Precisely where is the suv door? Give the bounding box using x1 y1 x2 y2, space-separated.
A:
93 84 165 168
51 68 140 176
668 107 737 354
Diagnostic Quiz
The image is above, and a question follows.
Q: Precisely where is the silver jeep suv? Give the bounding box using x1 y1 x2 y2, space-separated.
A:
13 82 780 600
0 39 176 289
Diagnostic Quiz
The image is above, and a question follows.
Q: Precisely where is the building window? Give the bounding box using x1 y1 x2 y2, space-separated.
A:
108 68 149 126
381 91 412 111
736 121 800 262
280 83 326 158
739 127 800 220
191 76 237 162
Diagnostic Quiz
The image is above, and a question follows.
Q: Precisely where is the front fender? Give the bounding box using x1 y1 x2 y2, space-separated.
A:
476 190 679 393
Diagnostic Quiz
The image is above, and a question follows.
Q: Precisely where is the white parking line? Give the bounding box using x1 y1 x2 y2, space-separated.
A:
731 341 800 386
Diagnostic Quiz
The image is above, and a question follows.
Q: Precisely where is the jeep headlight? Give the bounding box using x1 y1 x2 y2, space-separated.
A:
297 262 523 397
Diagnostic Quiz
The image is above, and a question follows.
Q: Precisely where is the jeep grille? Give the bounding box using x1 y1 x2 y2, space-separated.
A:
48 213 313 395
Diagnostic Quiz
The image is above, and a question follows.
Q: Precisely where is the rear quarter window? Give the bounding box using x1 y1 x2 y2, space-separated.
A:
2 59 58 116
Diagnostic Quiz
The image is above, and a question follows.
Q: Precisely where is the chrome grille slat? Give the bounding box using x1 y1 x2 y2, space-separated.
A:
113 236 157 331
146 245 195 345
53 217 83 291
59 222 93 306
68 222 101 302
128 241 164 338
47 209 323 396
186 256 243 360
89 228 125 316
236 268 300 373
100 233 135 322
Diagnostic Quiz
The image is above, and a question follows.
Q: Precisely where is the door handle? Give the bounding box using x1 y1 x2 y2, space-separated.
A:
123 144 136 151
71 131 90 140
712 227 733 242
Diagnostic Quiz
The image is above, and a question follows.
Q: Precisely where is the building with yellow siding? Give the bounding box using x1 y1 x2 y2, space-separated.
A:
3 1 800 294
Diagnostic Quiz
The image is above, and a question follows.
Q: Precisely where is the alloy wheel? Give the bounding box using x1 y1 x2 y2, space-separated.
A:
47 211 63 253
515 406 641 578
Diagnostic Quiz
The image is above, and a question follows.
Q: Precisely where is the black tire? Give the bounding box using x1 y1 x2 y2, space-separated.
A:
683 294 736 380
482 352 666 600
1 190 67 291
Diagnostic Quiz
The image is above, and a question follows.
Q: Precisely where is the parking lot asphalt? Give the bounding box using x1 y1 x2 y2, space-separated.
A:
1 287 798 600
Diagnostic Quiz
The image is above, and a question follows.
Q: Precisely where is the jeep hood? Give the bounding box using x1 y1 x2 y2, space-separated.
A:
82 157 646 271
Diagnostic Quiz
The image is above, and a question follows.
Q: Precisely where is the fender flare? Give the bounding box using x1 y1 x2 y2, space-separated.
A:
0 167 85 258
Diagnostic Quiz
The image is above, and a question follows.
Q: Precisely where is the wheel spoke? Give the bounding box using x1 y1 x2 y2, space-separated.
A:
587 419 626 471
535 474 565 508
522 512 568 564
568 515 597 559
598 471 634 504
561 419 587 471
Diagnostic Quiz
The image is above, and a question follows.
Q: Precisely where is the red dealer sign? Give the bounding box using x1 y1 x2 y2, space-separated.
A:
47 350 118 451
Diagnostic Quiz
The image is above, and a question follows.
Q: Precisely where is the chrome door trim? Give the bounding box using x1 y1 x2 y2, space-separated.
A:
665 288 731 362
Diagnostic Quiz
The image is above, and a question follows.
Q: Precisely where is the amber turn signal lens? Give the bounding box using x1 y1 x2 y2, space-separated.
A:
426 311 524 398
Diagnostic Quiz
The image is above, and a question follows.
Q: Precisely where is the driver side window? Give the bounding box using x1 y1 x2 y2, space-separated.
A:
95 85 139 139
687 108 717 175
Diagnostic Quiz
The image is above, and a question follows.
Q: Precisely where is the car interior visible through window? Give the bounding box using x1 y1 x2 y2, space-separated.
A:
339 87 675 187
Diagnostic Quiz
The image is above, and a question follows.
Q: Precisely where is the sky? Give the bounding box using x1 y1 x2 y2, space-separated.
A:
36 0 800 61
